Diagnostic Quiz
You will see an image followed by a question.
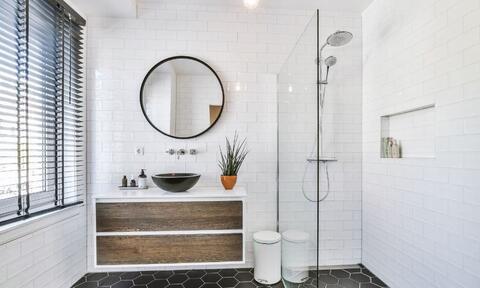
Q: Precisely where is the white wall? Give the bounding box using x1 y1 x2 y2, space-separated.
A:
0 207 87 288
86 0 363 270
362 0 480 287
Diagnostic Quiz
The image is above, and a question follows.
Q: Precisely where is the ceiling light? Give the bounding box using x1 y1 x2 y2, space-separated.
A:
243 0 259 9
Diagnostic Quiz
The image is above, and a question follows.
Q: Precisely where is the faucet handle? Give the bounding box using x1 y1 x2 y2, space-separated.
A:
176 148 186 160
165 148 175 155
176 149 186 156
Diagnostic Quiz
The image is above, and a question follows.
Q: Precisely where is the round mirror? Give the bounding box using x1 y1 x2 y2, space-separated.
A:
140 56 225 139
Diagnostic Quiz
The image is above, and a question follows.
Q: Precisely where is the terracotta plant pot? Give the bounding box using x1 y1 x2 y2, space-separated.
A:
221 176 237 190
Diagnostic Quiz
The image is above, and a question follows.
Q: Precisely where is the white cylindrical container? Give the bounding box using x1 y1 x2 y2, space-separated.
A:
282 230 310 283
253 231 281 285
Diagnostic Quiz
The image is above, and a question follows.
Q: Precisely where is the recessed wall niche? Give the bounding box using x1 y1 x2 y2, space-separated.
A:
380 104 436 159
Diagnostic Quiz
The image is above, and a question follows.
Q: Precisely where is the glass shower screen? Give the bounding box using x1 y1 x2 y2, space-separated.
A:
277 10 320 287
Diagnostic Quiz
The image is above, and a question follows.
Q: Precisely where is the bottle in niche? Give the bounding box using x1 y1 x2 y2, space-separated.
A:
121 175 128 187
392 140 399 158
138 169 147 189
397 140 402 158
381 137 389 158
387 138 393 158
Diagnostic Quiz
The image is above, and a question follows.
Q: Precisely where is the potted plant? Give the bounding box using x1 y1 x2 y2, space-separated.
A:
218 132 248 190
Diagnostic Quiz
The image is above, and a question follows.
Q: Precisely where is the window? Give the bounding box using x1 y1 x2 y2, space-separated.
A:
0 0 85 225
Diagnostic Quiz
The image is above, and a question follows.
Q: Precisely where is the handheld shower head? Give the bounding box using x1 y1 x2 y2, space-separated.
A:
324 56 337 67
326 31 353 47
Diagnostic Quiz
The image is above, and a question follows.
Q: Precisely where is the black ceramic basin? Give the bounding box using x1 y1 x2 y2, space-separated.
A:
151 173 201 192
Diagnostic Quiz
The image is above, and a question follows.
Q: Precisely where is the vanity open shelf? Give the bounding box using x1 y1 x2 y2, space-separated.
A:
92 187 246 269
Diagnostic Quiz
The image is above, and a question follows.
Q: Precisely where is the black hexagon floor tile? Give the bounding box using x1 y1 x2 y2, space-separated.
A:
202 283 221 288
219 269 237 277
350 273 370 283
72 265 388 288
147 279 168 288
187 270 207 279
202 273 222 283
154 271 174 280
184 278 204 288
121 272 141 280
318 274 338 285
218 277 238 287
134 275 155 285
99 276 121 286
331 270 350 279
168 274 188 284
111 281 134 288
360 284 381 288
337 278 359 288
75 282 98 288
235 282 256 288
234 272 253 282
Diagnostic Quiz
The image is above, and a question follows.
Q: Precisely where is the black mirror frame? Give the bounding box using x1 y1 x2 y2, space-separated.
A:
140 56 225 139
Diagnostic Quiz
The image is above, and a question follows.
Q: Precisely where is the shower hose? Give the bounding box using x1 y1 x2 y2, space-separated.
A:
301 83 331 203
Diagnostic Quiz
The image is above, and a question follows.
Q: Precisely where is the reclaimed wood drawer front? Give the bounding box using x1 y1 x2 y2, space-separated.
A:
96 201 243 232
96 234 243 265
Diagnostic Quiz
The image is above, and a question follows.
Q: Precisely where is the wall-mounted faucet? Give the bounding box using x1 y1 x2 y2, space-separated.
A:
165 148 197 159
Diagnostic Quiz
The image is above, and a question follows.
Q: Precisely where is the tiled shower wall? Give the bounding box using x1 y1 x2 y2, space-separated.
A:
363 0 480 287
86 0 363 270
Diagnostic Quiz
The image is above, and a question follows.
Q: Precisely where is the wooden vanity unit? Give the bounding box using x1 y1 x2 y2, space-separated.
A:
93 187 246 268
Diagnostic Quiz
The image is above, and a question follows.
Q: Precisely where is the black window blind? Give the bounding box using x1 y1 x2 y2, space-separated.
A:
0 0 85 225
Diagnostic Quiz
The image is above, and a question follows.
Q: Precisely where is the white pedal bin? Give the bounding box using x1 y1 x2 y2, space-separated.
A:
253 231 281 285
282 230 310 283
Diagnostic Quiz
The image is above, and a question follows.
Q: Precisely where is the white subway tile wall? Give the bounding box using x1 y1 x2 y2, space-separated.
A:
86 0 362 271
0 208 86 288
363 0 480 287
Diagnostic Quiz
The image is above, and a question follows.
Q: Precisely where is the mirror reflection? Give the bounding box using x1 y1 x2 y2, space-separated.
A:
141 57 224 138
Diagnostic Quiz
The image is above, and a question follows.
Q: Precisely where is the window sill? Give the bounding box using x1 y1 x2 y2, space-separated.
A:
0 203 85 245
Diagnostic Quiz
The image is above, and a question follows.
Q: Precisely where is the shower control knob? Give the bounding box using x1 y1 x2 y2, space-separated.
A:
165 149 175 155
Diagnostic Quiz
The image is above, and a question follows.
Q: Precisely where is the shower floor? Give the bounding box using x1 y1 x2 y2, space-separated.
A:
72 265 388 288
284 265 388 288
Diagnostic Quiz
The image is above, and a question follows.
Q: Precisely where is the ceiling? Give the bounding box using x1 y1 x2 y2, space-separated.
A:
70 0 374 18
212 0 374 12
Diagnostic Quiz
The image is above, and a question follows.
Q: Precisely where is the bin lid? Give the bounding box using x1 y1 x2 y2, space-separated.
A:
253 231 281 244
282 230 309 243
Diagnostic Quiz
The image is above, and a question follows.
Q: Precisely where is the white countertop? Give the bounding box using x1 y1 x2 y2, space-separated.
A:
93 186 246 200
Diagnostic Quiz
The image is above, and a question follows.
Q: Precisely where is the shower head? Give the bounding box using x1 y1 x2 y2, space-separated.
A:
326 31 353 47
324 56 337 67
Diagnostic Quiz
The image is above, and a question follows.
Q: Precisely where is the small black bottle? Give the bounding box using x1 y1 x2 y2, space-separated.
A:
121 175 128 187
